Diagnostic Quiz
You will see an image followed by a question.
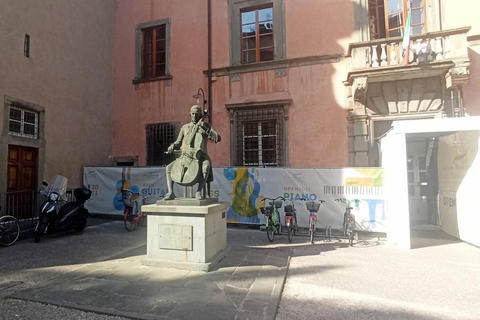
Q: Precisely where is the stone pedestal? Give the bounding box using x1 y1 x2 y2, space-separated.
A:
141 201 229 272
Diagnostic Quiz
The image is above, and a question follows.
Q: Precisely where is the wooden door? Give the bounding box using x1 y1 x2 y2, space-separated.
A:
7 145 38 218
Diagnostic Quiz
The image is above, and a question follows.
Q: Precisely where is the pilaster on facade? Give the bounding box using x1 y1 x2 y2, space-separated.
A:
347 77 370 167
445 67 470 117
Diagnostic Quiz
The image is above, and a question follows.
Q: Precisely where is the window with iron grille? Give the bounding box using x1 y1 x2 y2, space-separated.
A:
234 107 283 166
146 122 179 166
8 106 39 139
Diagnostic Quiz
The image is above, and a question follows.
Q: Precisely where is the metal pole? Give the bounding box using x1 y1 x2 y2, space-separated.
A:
207 0 213 125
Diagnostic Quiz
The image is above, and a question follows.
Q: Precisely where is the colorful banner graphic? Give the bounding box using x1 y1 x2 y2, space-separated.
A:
84 167 387 231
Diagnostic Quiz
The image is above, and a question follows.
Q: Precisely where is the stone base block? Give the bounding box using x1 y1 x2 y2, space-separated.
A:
141 202 229 272
142 246 231 272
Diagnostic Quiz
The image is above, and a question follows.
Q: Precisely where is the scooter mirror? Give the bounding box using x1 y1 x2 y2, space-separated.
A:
42 181 48 186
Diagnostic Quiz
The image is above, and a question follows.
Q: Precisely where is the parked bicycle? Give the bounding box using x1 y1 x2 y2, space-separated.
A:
335 198 360 246
304 199 325 244
260 196 284 242
284 199 299 242
0 206 21 247
122 189 149 231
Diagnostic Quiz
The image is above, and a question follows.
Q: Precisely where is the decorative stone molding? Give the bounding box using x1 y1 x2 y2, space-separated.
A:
353 77 368 103
445 70 470 89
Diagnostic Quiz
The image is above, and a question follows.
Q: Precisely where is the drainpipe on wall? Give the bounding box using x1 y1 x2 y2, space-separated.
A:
207 0 213 125
438 0 443 31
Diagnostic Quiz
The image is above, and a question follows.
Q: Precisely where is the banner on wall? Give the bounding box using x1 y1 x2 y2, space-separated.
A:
84 167 387 232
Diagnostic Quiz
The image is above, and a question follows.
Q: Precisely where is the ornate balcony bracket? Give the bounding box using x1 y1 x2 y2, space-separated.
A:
353 77 368 102
445 68 470 89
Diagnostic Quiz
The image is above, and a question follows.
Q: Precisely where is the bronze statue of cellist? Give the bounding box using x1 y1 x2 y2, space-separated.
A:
164 105 221 200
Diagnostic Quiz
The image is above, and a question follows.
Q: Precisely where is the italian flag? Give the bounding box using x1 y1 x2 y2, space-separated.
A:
402 6 412 65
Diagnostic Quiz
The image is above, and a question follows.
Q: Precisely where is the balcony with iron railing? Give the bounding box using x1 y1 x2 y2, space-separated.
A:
345 27 471 85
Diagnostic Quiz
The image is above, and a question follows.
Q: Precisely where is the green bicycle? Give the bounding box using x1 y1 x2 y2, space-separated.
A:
260 196 284 242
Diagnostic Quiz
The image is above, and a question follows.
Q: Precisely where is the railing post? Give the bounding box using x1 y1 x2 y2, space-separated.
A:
390 43 397 65
435 37 443 59
444 35 451 59
372 45 379 67
380 44 387 66
365 46 371 67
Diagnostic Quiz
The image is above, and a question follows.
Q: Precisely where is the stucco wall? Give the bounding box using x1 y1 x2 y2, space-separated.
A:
442 0 480 36
0 0 115 188
463 43 480 116
285 0 354 57
112 0 353 168
441 0 480 116
112 0 210 165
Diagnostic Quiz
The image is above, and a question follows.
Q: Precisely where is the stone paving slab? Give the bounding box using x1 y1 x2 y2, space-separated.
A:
11 245 291 320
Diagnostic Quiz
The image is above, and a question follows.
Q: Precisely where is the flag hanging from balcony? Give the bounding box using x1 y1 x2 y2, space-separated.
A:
402 5 412 65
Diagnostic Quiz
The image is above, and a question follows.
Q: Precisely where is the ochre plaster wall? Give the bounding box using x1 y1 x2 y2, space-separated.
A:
113 0 211 165
285 0 354 57
0 0 115 187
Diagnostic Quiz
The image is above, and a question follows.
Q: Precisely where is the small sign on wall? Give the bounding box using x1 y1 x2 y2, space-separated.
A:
158 225 193 251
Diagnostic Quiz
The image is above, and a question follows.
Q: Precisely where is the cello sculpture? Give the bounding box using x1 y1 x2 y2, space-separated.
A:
164 105 221 200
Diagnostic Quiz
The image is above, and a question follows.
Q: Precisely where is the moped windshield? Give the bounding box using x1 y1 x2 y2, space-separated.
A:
51 175 68 196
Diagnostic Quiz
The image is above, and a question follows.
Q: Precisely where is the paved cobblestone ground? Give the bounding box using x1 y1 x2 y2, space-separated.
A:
1 221 479 320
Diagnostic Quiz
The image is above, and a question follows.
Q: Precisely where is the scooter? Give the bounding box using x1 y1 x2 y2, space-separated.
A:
34 175 92 243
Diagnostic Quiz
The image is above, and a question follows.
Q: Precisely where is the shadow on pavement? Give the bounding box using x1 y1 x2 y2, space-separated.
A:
410 228 461 249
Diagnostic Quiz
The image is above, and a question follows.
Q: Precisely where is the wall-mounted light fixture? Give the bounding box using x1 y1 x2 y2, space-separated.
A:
193 88 208 119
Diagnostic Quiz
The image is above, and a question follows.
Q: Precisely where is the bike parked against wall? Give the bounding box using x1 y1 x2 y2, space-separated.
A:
335 198 360 246
260 196 284 242
34 175 92 243
284 199 300 243
122 189 151 231
304 199 326 244
0 206 20 247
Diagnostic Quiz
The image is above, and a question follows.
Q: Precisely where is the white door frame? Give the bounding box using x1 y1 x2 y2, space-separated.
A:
382 116 480 249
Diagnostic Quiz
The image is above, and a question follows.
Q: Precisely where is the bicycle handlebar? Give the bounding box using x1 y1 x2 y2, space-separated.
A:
335 198 361 202
261 196 285 202
299 198 325 203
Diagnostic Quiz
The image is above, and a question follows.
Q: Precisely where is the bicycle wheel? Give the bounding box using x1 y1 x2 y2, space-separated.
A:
266 226 274 242
287 223 293 243
343 213 348 236
310 220 315 244
140 213 148 227
0 216 20 247
348 221 355 246
124 214 137 232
